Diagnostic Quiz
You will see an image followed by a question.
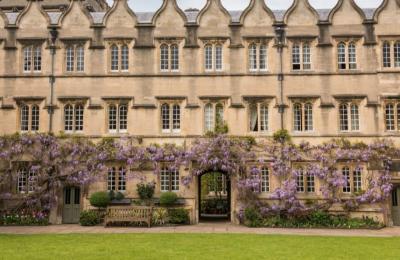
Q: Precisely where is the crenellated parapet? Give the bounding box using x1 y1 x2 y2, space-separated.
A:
0 0 398 51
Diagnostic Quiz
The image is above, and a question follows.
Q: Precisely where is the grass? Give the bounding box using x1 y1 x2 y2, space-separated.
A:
0 233 399 260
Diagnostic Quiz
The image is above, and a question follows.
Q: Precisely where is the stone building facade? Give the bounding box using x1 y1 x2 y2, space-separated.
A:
1 0 400 225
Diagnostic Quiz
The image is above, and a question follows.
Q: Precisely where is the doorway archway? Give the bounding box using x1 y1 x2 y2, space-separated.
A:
198 172 231 222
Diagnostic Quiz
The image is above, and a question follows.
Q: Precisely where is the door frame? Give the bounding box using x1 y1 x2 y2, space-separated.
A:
62 186 82 224
197 171 232 222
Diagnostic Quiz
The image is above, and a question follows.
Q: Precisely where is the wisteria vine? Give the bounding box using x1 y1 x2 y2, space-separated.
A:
0 133 397 218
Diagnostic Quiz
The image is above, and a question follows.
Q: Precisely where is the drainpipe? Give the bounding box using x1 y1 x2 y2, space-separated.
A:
48 28 58 133
274 25 285 130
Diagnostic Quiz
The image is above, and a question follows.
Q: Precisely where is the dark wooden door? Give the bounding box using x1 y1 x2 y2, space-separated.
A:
62 187 81 224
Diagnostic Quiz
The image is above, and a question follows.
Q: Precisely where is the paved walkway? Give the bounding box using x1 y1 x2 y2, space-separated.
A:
1 223 400 237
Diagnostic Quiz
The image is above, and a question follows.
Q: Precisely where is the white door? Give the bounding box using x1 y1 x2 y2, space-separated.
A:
392 187 400 226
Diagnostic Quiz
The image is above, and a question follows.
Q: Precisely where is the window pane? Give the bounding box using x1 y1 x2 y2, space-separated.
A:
108 105 117 131
292 44 301 70
249 44 257 71
74 188 80 205
111 45 119 71
353 168 362 192
17 168 27 193
76 46 85 72
172 104 180 131
118 167 126 192
339 104 349 131
31 105 39 131
215 45 223 71
64 105 74 132
307 173 315 193
303 44 311 70
20 105 29 131
204 103 214 132
65 187 71 204
160 168 170 192
205 45 213 70
108 167 116 191
348 42 357 70
160 44 169 71
171 45 179 71
75 104 84 131
259 44 267 70
161 104 170 131
293 103 303 131
342 167 351 193
296 168 305 192
249 104 258 132
338 43 346 70
261 167 269 192
28 170 37 193
395 42 400 67
260 105 268 131
397 104 400 130
385 104 395 131
24 46 32 72
216 104 224 126
121 45 129 71
33 46 41 72
119 105 128 131
304 103 313 131
66 46 74 72
171 169 179 192
383 42 391 68
350 104 359 131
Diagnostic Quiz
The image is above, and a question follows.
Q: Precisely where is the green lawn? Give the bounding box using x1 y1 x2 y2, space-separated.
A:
0 233 399 260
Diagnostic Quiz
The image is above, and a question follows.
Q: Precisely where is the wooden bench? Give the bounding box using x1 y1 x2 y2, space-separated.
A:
104 206 153 227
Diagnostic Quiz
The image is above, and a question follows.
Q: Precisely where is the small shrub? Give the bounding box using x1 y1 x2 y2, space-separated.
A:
114 192 125 201
89 191 110 208
152 208 168 226
79 210 100 226
159 192 178 206
273 129 291 143
168 208 190 224
137 182 155 201
244 207 262 227
108 190 115 200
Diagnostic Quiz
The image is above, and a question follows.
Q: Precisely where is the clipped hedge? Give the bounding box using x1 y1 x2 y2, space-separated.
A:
79 210 100 226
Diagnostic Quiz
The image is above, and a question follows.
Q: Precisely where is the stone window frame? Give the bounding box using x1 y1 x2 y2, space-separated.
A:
383 99 400 132
292 163 315 194
290 98 315 133
20 40 44 74
15 162 38 195
338 164 364 194
248 163 272 194
159 100 182 134
62 101 86 134
62 40 87 73
156 39 182 73
107 164 127 193
246 39 269 72
337 100 361 133
334 38 360 71
159 166 180 192
289 40 313 71
246 99 270 134
105 100 129 134
17 101 42 133
106 40 133 73
202 99 227 133
379 39 400 69
201 39 227 73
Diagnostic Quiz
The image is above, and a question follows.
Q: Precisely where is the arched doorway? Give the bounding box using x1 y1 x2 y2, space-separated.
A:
198 172 231 222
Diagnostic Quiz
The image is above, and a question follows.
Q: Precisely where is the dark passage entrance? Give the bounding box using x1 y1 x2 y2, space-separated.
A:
198 172 231 222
